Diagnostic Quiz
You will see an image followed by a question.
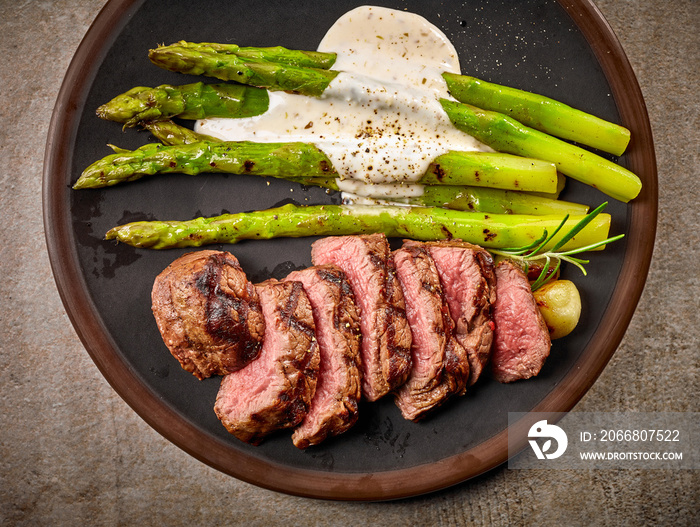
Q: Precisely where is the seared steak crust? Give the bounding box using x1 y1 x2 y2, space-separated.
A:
311 234 412 401
384 257 414 390
151 250 264 380
214 279 319 444
286 265 362 448
393 242 470 421
491 260 551 383
424 240 497 387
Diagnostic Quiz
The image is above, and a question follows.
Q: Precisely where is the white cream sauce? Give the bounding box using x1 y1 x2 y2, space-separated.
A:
195 5 489 199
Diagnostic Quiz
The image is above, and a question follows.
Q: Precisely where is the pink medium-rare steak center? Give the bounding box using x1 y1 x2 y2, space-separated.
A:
393 241 470 421
491 260 551 383
285 265 362 448
425 241 497 386
311 233 412 401
214 279 320 445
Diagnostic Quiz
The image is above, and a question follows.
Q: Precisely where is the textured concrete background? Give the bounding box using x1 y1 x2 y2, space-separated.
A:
1 0 698 525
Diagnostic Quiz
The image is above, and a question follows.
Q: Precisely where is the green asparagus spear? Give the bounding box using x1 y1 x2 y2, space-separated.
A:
73 141 338 189
105 203 611 251
440 99 642 202
141 119 577 214
149 42 338 97
74 140 558 193
163 42 337 69
443 73 631 156
424 151 557 192
96 82 269 127
144 121 570 201
142 118 558 192
138 119 339 189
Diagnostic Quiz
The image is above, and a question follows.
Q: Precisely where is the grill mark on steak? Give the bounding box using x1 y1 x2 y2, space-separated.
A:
424 240 497 387
214 279 320 445
382 256 413 390
393 242 470 421
286 265 362 449
311 234 412 401
278 280 316 342
315 266 355 332
151 250 264 380
490 260 551 383
195 253 260 366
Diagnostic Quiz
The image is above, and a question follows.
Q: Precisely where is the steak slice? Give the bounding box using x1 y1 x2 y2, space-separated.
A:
214 279 320 444
311 234 412 401
285 265 362 448
151 250 264 380
424 240 497 387
393 242 470 421
491 260 551 383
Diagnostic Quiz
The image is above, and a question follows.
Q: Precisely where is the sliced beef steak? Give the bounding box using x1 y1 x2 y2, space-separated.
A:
214 279 319 444
311 234 412 401
424 241 497 387
285 265 362 448
393 242 470 421
151 250 264 380
491 260 551 383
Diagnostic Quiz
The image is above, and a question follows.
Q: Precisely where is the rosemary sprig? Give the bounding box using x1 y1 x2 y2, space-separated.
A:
489 202 625 290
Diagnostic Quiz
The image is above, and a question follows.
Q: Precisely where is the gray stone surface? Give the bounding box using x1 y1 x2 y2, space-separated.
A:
1 0 697 525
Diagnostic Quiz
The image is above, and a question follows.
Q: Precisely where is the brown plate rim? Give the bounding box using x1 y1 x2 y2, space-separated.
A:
42 0 657 501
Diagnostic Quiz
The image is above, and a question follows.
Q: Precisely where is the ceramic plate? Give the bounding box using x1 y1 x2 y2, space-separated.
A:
43 0 657 500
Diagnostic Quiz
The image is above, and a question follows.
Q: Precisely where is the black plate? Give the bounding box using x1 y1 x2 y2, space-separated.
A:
43 0 657 500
